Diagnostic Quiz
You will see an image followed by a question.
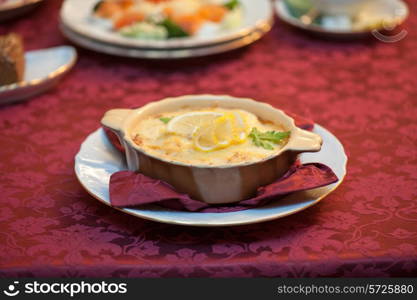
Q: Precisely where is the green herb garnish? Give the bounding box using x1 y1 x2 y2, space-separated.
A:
249 128 291 150
93 0 104 12
159 117 173 124
224 0 240 10
283 0 322 25
159 19 189 38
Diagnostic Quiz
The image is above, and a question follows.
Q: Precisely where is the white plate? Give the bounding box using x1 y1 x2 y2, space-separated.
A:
60 0 273 49
74 124 347 227
0 46 77 105
61 22 270 59
0 0 43 22
275 0 409 37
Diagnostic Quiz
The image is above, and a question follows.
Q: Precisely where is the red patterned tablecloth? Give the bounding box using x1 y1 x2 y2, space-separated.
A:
0 0 416 277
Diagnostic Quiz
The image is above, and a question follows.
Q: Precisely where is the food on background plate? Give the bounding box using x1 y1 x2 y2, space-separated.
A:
0 33 25 86
283 0 314 19
132 107 290 166
283 0 405 32
92 0 242 40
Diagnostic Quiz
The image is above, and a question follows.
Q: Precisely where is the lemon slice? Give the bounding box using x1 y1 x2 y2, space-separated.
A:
193 123 220 152
193 116 235 152
230 111 249 143
213 114 235 147
167 111 223 137
193 113 247 152
215 111 249 144
170 110 250 152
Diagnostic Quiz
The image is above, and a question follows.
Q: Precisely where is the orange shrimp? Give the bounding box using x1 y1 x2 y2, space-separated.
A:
95 1 123 18
118 0 134 9
199 4 227 23
95 0 133 18
147 0 172 3
163 6 173 18
114 12 145 29
174 14 204 34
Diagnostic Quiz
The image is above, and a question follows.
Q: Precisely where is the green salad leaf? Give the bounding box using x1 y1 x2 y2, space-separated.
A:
224 0 240 10
249 128 291 150
93 0 104 12
159 19 189 38
283 0 322 24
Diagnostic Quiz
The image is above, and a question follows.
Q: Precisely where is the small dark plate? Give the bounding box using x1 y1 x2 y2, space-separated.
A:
0 0 43 22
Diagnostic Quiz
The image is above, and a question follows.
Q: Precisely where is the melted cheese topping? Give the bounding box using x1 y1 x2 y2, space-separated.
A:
131 107 289 166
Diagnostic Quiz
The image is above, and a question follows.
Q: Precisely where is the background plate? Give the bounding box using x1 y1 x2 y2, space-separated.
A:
275 0 409 38
61 22 270 59
61 0 273 49
0 46 77 105
0 0 43 22
74 124 347 227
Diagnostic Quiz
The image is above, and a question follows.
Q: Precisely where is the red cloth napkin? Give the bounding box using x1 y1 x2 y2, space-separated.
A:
110 163 338 212
104 112 338 213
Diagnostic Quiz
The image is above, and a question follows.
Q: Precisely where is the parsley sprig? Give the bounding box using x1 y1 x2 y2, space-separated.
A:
249 128 290 150
224 0 240 10
159 117 172 124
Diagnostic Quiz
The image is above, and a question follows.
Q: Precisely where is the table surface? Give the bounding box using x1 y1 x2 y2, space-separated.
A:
1 0 416 277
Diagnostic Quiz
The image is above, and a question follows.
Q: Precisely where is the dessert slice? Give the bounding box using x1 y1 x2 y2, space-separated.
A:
0 33 25 86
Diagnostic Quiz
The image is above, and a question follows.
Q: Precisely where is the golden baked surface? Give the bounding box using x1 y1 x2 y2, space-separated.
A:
132 107 290 166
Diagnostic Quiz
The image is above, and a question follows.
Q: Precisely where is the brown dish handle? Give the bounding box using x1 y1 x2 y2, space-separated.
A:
101 109 138 170
101 109 132 134
101 109 132 149
288 128 323 153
